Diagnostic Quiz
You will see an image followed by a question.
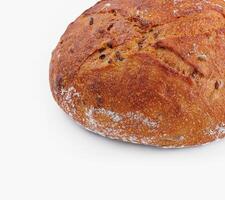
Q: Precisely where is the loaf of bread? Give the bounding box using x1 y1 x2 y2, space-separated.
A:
50 0 225 148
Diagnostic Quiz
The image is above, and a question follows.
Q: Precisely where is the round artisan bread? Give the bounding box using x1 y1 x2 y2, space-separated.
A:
50 0 225 148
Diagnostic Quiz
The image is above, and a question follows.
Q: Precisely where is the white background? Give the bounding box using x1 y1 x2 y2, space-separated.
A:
0 0 225 199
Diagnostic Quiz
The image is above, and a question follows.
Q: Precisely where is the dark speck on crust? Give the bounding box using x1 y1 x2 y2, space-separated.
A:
108 58 113 64
96 95 104 107
115 51 124 61
153 31 159 39
55 75 63 92
215 80 223 90
69 48 74 54
138 38 146 49
89 17 94 25
107 41 114 49
99 54 106 60
107 23 114 31
99 47 106 53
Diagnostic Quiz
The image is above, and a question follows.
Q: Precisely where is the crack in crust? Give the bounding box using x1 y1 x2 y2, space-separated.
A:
80 8 225 81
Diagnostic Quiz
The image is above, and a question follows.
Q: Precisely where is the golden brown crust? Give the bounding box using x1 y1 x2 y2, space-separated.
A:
50 0 225 148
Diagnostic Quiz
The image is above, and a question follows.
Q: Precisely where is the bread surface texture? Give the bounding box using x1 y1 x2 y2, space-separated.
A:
50 0 225 148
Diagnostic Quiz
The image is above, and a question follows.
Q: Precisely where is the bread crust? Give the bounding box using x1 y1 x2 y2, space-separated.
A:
50 0 225 148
